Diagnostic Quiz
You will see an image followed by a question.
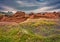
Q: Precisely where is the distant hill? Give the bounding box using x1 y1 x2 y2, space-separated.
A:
0 11 13 15
0 11 60 22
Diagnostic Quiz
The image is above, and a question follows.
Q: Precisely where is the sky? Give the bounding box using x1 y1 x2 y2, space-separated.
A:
0 0 60 13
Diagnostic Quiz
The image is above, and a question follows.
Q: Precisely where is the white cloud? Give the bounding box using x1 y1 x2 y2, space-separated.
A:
48 9 60 12
16 0 47 7
16 1 37 6
2 6 17 11
16 1 24 5
0 5 17 13
26 6 54 13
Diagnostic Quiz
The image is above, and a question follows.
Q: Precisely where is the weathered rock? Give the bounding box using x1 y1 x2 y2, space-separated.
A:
0 11 60 22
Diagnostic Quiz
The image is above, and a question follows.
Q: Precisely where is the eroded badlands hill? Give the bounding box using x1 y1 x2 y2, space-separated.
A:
0 11 60 22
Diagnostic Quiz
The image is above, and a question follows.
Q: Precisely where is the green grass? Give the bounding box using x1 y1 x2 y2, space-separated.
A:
0 19 60 42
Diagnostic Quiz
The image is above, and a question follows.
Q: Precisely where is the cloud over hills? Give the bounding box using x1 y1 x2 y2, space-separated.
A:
0 0 60 13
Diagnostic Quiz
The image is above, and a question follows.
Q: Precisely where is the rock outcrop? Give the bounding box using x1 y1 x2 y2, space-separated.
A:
0 11 60 22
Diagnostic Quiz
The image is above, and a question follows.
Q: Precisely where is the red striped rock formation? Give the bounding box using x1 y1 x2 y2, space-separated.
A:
0 11 60 22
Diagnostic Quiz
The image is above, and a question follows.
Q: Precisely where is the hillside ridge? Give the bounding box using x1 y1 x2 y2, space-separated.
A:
0 11 60 22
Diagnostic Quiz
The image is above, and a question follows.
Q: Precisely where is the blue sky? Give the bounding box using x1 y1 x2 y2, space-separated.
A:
0 0 60 13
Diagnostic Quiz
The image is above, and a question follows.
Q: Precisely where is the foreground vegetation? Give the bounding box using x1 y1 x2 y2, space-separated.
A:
0 19 60 42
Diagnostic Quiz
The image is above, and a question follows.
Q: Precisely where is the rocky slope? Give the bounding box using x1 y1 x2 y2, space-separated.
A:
0 11 60 22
